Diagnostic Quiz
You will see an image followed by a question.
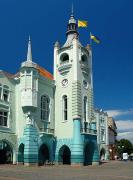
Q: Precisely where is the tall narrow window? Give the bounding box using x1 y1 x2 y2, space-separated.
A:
84 96 87 121
41 95 50 121
0 111 8 127
63 95 68 121
3 90 9 101
101 129 105 142
0 84 2 99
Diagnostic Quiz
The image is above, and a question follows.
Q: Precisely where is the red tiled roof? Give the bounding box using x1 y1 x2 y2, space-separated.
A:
37 65 53 80
0 65 53 81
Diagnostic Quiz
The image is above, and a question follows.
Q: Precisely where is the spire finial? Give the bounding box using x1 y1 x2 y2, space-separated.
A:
71 3 74 16
27 35 32 62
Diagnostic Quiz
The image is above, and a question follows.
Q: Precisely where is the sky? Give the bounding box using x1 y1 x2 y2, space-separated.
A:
0 0 133 142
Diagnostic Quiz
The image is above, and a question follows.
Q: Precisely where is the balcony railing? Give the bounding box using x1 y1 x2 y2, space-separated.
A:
39 128 54 134
81 128 97 135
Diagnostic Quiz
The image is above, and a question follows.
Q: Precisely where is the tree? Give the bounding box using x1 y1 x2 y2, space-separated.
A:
116 139 133 158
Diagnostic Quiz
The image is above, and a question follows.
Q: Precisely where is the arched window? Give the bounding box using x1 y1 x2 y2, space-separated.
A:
84 96 87 121
63 95 68 121
81 54 88 64
41 95 50 121
60 53 69 64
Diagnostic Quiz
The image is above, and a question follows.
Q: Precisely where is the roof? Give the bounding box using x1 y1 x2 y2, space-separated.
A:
0 65 53 81
36 65 53 80
0 70 16 79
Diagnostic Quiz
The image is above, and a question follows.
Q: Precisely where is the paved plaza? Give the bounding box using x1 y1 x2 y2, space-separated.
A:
0 161 133 180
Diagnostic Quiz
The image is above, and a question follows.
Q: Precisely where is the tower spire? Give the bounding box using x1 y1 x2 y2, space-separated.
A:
27 35 32 62
66 5 78 37
71 3 74 17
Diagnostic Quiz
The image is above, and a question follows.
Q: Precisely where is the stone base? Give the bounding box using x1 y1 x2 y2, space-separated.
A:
71 162 83 167
24 162 38 166
17 162 24 165
92 161 100 166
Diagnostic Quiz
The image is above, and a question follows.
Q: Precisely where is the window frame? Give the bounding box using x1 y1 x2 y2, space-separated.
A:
0 111 8 127
84 96 88 122
41 95 50 122
62 95 68 121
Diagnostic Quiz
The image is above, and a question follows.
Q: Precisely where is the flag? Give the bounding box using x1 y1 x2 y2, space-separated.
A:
78 20 88 27
90 35 100 43
90 34 100 44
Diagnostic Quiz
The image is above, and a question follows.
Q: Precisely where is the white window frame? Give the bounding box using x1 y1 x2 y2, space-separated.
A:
0 111 8 127
41 95 50 122
62 95 68 121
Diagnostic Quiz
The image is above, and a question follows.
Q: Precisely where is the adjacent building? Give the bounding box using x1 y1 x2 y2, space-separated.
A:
108 117 117 160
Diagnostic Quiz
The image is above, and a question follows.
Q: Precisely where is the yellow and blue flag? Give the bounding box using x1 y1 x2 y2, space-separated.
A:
90 34 100 44
78 20 88 28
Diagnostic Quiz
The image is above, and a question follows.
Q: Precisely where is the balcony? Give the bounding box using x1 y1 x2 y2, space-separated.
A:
39 127 54 135
81 128 97 135
58 62 72 75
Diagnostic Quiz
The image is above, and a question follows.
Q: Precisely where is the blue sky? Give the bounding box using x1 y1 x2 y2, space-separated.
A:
0 0 133 142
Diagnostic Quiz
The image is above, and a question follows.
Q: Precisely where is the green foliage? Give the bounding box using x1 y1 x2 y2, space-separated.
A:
116 139 133 157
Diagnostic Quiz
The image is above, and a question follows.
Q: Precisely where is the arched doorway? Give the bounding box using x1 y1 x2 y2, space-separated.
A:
39 144 49 165
100 148 105 161
59 145 71 165
0 140 13 164
18 143 24 164
84 142 95 165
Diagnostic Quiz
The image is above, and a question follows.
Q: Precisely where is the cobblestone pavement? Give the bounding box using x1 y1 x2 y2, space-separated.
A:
0 161 133 180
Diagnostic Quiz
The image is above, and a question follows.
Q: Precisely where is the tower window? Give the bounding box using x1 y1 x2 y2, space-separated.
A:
41 95 50 121
60 53 69 64
84 96 87 121
0 111 8 127
63 95 68 121
81 55 88 64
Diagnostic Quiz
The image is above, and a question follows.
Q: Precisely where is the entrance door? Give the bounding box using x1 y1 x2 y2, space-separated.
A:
39 144 49 165
59 145 71 165
100 148 105 160
84 142 95 165
0 140 13 164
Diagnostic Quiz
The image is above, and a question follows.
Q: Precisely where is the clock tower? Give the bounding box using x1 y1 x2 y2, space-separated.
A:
54 12 99 165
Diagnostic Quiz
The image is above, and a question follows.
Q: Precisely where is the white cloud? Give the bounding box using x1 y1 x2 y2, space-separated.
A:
105 109 133 143
106 109 133 118
115 120 133 143
116 120 133 131
117 131 133 143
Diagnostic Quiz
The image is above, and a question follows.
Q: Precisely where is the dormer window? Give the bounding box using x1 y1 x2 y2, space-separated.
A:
3 85 9 102
60 53 69 64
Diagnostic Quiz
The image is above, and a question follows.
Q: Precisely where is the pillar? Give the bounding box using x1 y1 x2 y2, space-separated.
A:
71 117 84 165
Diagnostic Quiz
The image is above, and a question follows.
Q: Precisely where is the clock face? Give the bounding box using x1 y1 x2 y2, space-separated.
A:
61 79 68 87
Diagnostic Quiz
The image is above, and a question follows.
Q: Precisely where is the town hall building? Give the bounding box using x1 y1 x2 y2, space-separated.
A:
0 12 117 166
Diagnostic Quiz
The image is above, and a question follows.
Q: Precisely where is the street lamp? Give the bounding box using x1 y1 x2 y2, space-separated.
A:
109 149 112 160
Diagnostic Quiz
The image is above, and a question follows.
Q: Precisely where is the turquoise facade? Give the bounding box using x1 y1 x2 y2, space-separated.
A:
0 13 101 166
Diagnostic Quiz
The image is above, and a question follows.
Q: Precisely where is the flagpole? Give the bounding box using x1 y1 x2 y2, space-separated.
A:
90 32 92 46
